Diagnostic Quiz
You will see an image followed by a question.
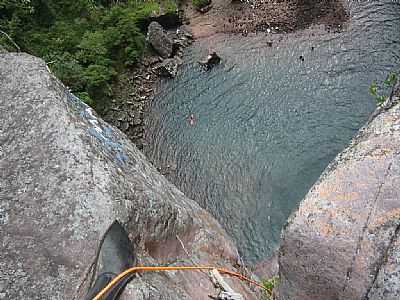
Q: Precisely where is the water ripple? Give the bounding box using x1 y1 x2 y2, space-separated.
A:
145 1 400 262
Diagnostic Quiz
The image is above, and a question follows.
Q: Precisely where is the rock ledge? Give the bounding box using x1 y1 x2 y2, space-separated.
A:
277 100 400 300
0 53 258 300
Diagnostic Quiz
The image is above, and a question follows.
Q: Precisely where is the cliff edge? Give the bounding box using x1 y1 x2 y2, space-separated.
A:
277 97 400 299
0 53 258 299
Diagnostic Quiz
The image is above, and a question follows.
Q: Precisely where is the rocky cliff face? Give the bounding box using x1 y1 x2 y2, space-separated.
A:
0 53 258 299
277 98 400 299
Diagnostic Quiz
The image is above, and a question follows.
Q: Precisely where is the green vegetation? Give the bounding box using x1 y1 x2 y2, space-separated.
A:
369 72 398 105
192 0 210 9
0 0 176 108
164 0 178 13
261 275 279 300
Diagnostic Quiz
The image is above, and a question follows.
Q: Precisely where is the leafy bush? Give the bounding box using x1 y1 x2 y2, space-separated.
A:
369 72 398 105
261 275 279 300
164 0 178 13
0 0 174 107
192 0 210 9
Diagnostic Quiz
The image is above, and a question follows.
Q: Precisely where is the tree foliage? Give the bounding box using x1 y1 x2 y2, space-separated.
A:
192 0 210 9
0 0 166 107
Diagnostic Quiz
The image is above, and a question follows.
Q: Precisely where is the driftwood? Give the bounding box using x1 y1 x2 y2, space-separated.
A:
209 269 245 300
176 235 245 300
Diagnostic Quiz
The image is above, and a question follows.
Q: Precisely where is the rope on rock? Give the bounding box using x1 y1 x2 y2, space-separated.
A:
91 265 271 300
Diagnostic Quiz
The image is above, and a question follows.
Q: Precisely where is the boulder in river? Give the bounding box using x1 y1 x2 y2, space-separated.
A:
199 51 221 70
0 52 258 299
146 21 173 59
276 99 400 299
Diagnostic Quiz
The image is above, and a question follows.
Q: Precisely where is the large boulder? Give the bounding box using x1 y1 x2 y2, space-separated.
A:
277 100 400 299
146 21 173 59
0 53 258 299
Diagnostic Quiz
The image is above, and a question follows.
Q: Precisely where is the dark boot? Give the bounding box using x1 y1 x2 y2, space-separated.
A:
85 221 136 300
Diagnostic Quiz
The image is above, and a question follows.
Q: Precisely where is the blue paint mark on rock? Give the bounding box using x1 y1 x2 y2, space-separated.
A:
68 92 128 165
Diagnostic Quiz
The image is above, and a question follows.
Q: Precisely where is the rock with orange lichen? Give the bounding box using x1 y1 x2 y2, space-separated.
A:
277 99 400 300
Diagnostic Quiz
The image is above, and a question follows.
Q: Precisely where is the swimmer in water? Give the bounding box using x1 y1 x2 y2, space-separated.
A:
188 113 195 126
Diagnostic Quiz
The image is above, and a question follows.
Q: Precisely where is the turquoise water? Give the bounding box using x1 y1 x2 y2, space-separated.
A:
145 1 400 262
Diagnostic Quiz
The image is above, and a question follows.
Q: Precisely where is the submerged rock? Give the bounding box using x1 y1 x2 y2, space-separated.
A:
277 99 400 299
0 53 258 299
146 21 173 59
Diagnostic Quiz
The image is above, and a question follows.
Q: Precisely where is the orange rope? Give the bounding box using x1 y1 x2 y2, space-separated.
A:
91 265 271 300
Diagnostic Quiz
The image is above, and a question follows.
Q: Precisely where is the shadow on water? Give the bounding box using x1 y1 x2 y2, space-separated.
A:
145 1 400 262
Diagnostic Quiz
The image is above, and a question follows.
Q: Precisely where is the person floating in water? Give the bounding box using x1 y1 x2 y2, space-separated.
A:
188 113 196 126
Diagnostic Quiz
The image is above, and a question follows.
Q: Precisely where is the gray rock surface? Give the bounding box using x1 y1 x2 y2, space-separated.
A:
0 53 258 299
177 25 194 40
277 100 400 299
253 251 279 280
174 25 194 50
367 233 400 300
155 58 180 78
146 22 173 59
